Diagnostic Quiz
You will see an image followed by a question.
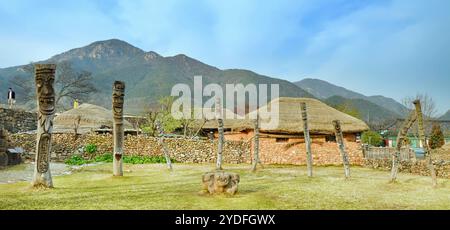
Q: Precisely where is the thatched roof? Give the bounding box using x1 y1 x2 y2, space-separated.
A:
201 97 369 134
53 103 133 134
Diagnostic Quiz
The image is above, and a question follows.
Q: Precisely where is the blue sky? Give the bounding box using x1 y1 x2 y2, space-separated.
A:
0 0 449 114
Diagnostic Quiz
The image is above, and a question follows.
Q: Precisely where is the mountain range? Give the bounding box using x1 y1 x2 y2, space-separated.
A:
439 110 450 120
2 38 440 124
295 78 407 115
0 39 312 114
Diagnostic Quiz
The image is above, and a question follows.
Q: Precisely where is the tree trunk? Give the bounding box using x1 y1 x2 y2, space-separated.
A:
32 64 56 188
156 120 173 171
112 81 125 176
333 120 350 179
301 103 313 177
216 97 224 170
390 111 417 182
251 115 260 172
413 100 437 187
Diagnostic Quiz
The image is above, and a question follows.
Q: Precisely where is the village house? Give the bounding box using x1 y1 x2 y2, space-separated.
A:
201 97 370 165
53 103 135 135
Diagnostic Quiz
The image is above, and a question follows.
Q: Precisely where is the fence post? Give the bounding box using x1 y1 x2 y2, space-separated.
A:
391 111 416 182
215 97 224 170
156 120 173 171
413 99 437 187
300 102 313 177
333 120 350 179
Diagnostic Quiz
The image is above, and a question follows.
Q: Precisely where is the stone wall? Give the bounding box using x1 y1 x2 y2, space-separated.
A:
224 131 364 166
0 108 37 133
11 132 364 166
10 133 251 163
363 158 450 179
256 138 363 166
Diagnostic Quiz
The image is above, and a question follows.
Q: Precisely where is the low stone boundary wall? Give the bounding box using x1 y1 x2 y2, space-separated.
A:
363 158 449 179
0 108 37 133
10 133 251 164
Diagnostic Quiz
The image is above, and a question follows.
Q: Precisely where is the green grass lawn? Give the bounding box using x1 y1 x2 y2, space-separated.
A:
0 163 449 210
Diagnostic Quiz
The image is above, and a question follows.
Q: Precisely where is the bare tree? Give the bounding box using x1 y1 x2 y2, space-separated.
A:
54 62 97 110
402 94 437 123
9 62 97 111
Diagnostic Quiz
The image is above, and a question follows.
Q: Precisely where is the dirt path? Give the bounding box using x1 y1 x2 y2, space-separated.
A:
0 163 71 184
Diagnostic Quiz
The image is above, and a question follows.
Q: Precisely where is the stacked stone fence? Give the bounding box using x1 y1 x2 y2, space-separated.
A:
362 145 449 178
363 158 449 179
10 133 251 164
0 108 37 133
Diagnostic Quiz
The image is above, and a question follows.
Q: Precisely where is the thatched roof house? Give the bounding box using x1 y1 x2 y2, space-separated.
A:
201 97 369 166
202 97 369 135
53 103 133 134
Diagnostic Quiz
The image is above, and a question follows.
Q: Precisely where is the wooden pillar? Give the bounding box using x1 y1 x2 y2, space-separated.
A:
0 126 8 168
301 102 313 177
32 64 56 188
112 81 125 176
333 120 350 178
413 100 437 187
251 115 260 172
215 97 224 170
390 111 416 182
155 120 173 171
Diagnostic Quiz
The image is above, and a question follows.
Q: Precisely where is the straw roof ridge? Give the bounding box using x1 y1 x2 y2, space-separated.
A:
201 97 369 134
53 103 132 134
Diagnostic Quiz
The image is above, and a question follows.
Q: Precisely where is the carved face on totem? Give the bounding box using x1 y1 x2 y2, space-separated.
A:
112 81 125 120
35 67 56 115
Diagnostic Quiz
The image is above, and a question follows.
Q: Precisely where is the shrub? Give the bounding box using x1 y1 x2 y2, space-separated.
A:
429 123 445 149
361 131 384 147
65 155 89 166
94 153 113 163
84 144 98 154
65 152 176 165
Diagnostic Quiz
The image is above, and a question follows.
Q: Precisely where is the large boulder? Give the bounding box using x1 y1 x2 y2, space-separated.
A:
202 171 240 195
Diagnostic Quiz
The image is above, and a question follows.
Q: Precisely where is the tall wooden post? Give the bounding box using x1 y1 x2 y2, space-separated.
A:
333 120 350 178
215 97 224 170
301 102 313 177
112 81 125 176
0 126 8 168
251 115 260 172
390 111 417 182
413 100 437 187
155 120 173 171
32 64 56 188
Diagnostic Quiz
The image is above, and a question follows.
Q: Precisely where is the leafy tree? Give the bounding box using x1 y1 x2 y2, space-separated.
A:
429 123 445 149
141 96 182 136
361 131 384 146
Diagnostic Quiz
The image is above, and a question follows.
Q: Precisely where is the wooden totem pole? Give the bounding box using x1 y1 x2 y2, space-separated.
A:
112 81 125 176
0 126 8 168
215 97 224 170
333 120 351 178
251 115 260 172
390 111 417 182
155 120 173 171
32 64 56 188
301 103 313 177
413 100 437 187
